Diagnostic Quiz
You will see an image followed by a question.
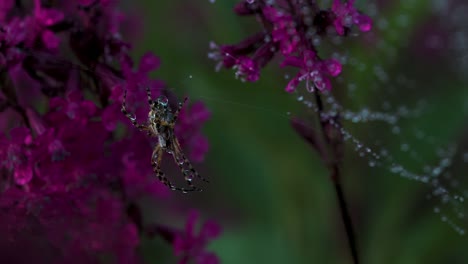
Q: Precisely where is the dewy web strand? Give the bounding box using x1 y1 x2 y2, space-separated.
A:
295 88 467 235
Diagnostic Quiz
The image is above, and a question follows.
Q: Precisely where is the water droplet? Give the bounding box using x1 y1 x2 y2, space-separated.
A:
432 167 442 176
157 96 169 106
463 153 468 163
442 195 450 203
441 158 450 167
400 144 409 152
390 164 402 173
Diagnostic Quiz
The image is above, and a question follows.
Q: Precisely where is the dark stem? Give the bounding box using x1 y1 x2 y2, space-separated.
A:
331 165 360 264
13 105 32 130
313 92 360 264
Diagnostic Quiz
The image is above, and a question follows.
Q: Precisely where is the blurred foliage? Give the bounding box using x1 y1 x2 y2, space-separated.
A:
133 0 467 263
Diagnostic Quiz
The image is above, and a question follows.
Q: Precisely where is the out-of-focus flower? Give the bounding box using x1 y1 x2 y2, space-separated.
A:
173 210 222 264
0 0 218 262
0 19 28 69
0 0 14 22
176 101 211 162
331 0 372 36
31 0 65 50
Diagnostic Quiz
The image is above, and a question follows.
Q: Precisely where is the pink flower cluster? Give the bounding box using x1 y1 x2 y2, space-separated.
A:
174 210 222 264
0 0 219 263
209 0 372 93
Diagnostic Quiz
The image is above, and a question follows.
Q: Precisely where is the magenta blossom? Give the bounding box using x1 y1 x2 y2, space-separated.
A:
31 0 65 50
176 101 211 162
332 0 372 35
210 0 372 93
0 0 220 262
282 50 342 93
262 5 300 55
174 210 222 264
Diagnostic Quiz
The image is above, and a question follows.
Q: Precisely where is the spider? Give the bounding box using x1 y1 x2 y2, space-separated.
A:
121 87 208 192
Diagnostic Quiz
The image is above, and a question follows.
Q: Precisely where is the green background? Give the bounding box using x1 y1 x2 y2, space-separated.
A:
132 0 468 263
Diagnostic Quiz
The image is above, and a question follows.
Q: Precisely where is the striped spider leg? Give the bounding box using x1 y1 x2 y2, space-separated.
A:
121 87 207 192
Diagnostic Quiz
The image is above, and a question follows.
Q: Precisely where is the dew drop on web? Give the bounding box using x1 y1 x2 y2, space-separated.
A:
291 65 467 235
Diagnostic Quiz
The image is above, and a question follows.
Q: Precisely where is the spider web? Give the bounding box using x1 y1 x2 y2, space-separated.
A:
204 0 468 235
283 0 468 235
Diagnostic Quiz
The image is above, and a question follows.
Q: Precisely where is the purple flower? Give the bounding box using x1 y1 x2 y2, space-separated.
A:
208 32 267 82
116 53 166 124
282 50 342 93
38 189 140 264
176 101 211 162
0 19 28 68
112 132 170 199
0 0 14 22
31 0 65 50
121 52 161 88
262 5 300 55
332 0 372 35
211 0 372 93
0 0 219 262
234 56 260 82
173 210 222 264
1 127 34 185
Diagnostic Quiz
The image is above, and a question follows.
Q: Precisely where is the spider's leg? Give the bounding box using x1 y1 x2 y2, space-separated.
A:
121 89 148 131
151 145 200 193
171 148 204 192
173 97 187 123
151 145 176 189
172 139 209 184
145 86 154 108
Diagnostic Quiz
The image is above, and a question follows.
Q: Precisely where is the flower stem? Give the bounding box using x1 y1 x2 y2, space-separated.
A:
313 92 360 264
331 164 359 264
